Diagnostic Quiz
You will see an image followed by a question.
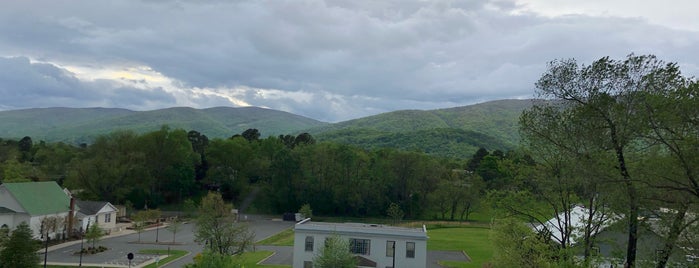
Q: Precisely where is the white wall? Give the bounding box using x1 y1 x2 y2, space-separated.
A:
292 230 427 268
29 212 70 239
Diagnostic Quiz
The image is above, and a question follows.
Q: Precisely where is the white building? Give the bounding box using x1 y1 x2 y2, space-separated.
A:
0 181 72 239
293 219 428 268
75 200 119 234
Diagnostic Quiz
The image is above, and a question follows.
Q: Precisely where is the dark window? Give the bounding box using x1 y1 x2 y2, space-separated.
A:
105 213 111 223
386 241 395 257
304 261 313 268
305 236 314 251
350 238 371 255
406 242 415 258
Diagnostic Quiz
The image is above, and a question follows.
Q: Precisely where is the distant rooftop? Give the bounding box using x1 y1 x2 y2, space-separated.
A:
295 219 428 240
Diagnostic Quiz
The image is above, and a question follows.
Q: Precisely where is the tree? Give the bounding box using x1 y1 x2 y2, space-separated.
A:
85 222 103 248
65 131 148 204
526 54 687 267
491 218 557 268
466 147 488 172
0 222 40 267
1 158 30 183
195 192 254 255
0 225 9 251
313 234 357 268
299 203 313 219
241 128 261 142
167 217 183 243
132 210 149 242
386 202 404 225
17 136 33 162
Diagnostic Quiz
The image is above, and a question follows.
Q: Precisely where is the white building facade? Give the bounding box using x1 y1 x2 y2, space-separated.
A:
293 219 428 268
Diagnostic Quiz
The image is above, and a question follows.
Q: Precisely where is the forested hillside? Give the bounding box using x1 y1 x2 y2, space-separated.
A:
312 99 534 158
0 100 532 158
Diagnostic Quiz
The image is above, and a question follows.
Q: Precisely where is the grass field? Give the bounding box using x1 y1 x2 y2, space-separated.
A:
427 226 493 268
236 250 290 267
139 249 189 268
257 228 295 246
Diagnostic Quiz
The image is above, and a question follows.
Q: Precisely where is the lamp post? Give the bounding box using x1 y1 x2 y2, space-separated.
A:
155 217 159 243
79 219 90 267
43 222 49 268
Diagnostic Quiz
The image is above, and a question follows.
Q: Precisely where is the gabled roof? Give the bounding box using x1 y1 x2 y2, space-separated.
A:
0 207 16 213
75 200 116 215
0 181 70 215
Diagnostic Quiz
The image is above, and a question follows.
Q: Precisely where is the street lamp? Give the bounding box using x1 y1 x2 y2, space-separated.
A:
42 222 49 268
79 219 90 267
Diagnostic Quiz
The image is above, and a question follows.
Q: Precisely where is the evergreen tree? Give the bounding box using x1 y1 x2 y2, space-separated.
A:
0 222 40 267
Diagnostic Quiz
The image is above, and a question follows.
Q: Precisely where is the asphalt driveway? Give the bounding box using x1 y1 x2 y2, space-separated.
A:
43 214 294 267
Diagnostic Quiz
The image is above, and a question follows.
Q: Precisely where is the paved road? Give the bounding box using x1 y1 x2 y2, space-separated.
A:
44 214 294 267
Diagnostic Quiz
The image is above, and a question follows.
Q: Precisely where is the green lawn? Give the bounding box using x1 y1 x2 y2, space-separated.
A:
236 250 290 267
257 228 294 246
139 249 189 268
427 227 494 268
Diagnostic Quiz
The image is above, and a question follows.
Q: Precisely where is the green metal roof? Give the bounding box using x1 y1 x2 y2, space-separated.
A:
1 181 70 215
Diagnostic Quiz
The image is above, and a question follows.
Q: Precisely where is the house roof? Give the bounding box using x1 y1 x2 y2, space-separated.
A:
1 181 71 215
0 207 16 213
75 200 115 215
295 219 428 240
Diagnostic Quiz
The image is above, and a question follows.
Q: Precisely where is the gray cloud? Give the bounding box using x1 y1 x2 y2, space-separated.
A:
0 0 697 121
0 57 176 110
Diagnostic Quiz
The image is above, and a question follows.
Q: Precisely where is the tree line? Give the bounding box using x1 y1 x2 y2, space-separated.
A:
0 125 515 220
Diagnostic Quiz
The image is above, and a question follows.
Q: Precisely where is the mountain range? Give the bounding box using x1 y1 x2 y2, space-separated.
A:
0 99 534 158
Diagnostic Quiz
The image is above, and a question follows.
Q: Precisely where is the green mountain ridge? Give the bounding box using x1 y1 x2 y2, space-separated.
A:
0 106 328 144
0 99 534 158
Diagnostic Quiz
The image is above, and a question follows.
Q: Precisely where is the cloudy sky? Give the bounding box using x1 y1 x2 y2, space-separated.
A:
1 0 697 122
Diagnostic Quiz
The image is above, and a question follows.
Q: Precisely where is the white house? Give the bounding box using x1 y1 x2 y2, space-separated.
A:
0 181 72 239
293 219 428 268
533 205 618 245
75 200 119 233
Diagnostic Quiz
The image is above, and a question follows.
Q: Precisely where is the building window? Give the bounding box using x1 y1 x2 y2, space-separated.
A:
350 238 371 255
386 241 395 257
105 213 111 223
304 261 313 268
305 236 314 251
406 242 415 258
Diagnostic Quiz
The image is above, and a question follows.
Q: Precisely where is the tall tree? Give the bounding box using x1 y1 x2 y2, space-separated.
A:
139 126 199 206
195 192 254 255
65 131 148 204
527 54 688 267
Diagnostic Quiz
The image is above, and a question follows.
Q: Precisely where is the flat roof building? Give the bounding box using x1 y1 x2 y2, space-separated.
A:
293 219 428 268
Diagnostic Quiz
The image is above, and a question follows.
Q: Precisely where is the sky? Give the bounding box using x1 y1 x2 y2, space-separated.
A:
0 0 697 122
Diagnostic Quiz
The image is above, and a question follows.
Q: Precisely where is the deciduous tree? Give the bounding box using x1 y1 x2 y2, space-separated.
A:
195 192 254 255
313 235 357 268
